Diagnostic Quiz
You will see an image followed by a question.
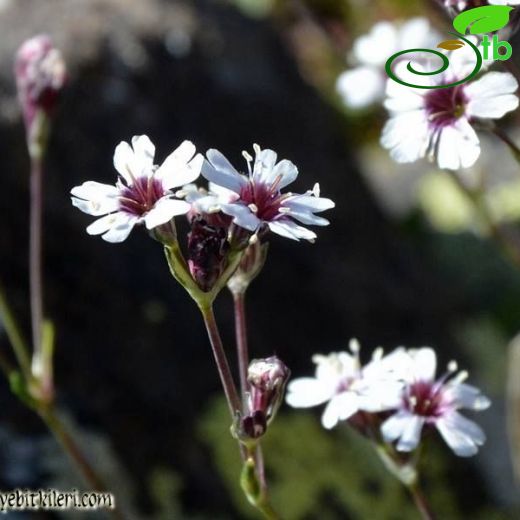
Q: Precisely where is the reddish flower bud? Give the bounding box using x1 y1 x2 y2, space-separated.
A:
236 356 290 441
15 35 66 131
187 217 229 292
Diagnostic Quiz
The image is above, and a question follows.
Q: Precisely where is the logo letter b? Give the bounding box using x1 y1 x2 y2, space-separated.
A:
493 34 512 61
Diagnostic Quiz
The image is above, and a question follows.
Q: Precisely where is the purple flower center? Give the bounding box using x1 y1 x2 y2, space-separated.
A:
118 176 165 217
239 177 286 221
405 381 447 418
425 85 468 128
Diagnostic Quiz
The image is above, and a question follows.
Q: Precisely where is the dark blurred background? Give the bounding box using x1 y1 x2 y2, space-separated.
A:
0 0 519 518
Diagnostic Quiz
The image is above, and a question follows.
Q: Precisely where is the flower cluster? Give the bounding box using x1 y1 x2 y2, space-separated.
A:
71 137 335 245
286 341 490 457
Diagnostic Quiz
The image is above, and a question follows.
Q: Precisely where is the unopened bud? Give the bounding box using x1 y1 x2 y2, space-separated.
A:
234 356 290 441
227 240 268 295
15 35 66 145
187 217 229 292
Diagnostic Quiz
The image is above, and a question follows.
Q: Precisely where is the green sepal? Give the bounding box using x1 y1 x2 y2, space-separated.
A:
9 371 38 409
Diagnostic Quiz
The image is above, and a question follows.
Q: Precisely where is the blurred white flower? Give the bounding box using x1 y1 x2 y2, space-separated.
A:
381 347 491 457
336 18 441 109
199 144 335 242
445 0 520 15
71 136 203 242
285 340 404 429
381 59 519 170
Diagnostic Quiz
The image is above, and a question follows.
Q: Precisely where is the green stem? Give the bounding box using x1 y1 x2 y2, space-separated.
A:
492 125 520 163
374 442 434 520
0 282 31 377
233 290 249 400
446 170 520 270
199 305 241 418
407 481 436 520
40 406 126 520
29 152 44 359
241 450 280 520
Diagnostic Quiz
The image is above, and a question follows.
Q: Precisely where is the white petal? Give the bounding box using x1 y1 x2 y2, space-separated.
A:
71 181 120 216
444 411 486 445
163 140 196 166
381 111 430 164
70 181 119 200
285 378 335 408
287 210 329 226
144 199 191 229
381 411 413 442
357 380 404 412
131 135 155 171
113 141 135 184
353 21 397 66
465 72 518 100
446 383 491 411
159 152 203 190
436 120 480 170
467 94 519 119
253 148 278 184
271 159 299 189
86 213 121 236
203 150 246 194
283 194 335 212
398 18 433 50
321 395 346 429
333 392 361 421
101 214 138 243
436 416 479 457
220 203 260 232
396 415 424 452
336 67 385 109
268 220 317 241
408 348 437 382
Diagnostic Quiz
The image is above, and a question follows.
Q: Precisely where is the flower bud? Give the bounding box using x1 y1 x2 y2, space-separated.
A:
235 356 290 441
227 240 268 295
15 35 66 137
187 216 230 292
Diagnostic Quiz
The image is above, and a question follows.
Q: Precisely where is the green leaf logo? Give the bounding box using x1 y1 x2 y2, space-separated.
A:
437 39 466 50
453 5 513 35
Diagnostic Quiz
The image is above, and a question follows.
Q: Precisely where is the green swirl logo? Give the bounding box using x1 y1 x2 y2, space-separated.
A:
385 6 514 90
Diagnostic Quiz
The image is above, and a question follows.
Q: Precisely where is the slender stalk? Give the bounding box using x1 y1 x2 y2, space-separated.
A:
29 154 44 360
199 305 241 417
231 292 269 491
0 282 31 377
40 406 125 520
446 169 520 269
407 482 436 520
492 125 520 162
233 291 249 399
255 444 267 491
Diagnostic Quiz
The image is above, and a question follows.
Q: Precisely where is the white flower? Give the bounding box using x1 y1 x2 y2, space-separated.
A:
285 340 404 429
336 18 441 109
71 136 203 242
381 61 519 170
198 144 335 242
381 347 491 457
